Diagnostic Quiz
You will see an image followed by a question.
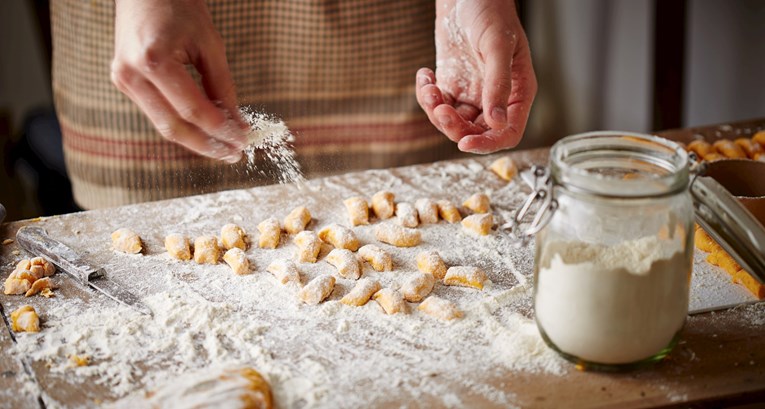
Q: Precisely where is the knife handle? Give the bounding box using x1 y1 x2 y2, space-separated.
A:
15 226 103 284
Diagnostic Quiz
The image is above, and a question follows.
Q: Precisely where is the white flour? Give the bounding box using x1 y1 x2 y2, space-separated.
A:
239 107 304 185
535 236 690 364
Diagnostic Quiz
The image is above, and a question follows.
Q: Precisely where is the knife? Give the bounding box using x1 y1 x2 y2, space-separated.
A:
15 226 152 316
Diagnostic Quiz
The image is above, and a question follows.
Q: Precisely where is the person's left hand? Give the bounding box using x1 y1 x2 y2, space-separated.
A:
416 0 537 154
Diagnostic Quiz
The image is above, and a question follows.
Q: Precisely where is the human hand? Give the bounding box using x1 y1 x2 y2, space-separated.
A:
111 0 247 163
416 0 537 153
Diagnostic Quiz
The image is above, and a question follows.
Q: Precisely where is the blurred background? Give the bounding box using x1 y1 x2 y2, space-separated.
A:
1 0 764 222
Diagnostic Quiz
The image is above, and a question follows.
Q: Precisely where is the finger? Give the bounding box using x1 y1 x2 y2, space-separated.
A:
116 69 242 163
433 104 485 143
479 27 516 130
454 103 480 123
416 83 448 133
457 129 521 154
145 59 247 150
197 36 249 132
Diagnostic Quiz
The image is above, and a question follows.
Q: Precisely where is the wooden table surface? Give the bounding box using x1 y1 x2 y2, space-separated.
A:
1 119 764 408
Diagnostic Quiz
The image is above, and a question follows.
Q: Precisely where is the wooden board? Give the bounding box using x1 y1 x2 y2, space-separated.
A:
0 120 764 408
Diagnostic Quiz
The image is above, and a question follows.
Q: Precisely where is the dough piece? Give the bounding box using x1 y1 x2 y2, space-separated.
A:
318 224 360 251
418 296 463 321
10 305 40 333
30 257 56 277
266 259 301 285
401 273 435 302
223 248 250 275
358 245 393 271
165 234 192 261
395 202 419 228
111 228 142 254
4 278 31 295
375 222 421 247
437 200 462 223
371 191 395 220
687 140 724 161
257 218 282 249
325 248 362 280
344 197 370 226
415 198 439 224
694 225 718 253
463 193 491 214
461 213 493 236
489 156 518 181
284 206 312 234
444 266 487 290
25 277 53 297
713 139 747 159
754 130 765 146
221 223 247 251
373 288 408 315
193 236 221 264
298 274 335 305
341 278 381 306
734 138 764 159
112 366 273 409
416 250 447 279
294 231 321 263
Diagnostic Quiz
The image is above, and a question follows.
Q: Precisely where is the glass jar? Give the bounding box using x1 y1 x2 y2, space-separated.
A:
533 131 695 371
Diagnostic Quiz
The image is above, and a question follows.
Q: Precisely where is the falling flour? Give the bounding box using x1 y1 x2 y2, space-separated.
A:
239 106 304 185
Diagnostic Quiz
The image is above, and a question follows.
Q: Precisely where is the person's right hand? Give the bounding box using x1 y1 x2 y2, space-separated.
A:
111 0 247 163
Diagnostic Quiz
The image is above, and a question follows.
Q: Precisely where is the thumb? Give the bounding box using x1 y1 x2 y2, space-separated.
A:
479 27 515 130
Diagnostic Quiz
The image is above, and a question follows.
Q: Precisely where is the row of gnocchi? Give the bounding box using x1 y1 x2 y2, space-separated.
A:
344 190 494 237
278 248 486 321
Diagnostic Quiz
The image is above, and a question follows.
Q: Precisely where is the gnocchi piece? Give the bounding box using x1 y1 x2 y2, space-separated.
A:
694 225 718 253
712 139 747 159
30 257 55 277
734 138 764 159
395 202 419 228
10 305 40 333
223 248 250 275
444 266 487 290
371 191 395 220
401 273 435 303
418 296 464 321
15 259 31 272
298 274 336 305
165 234 192 261
416 250 447 280
25 277 54 297
4 278 31 295
489 156 518 181
344 197 370 226
358 245 393 272
193 235 221 264
373 288 408 315
415 198 439 224
294 231 321 263
753 130 765 146
111 228 142 254
257 218 282 249
318 224 360 251
284 206 312 234
341 278 381 306
687 140 713 157
12 269 40 283
463 193 491 214
221 223 247 251
325 248 362 280
375 222 421 247
437 200 462 223
461 213 494 236
266 259 301 285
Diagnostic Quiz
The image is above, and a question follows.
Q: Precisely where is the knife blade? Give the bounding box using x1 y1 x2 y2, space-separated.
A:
15 226 152 316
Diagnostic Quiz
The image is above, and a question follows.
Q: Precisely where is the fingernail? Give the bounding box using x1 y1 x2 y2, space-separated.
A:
417 75 432 87
438 115 452 127
491 107 507 124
